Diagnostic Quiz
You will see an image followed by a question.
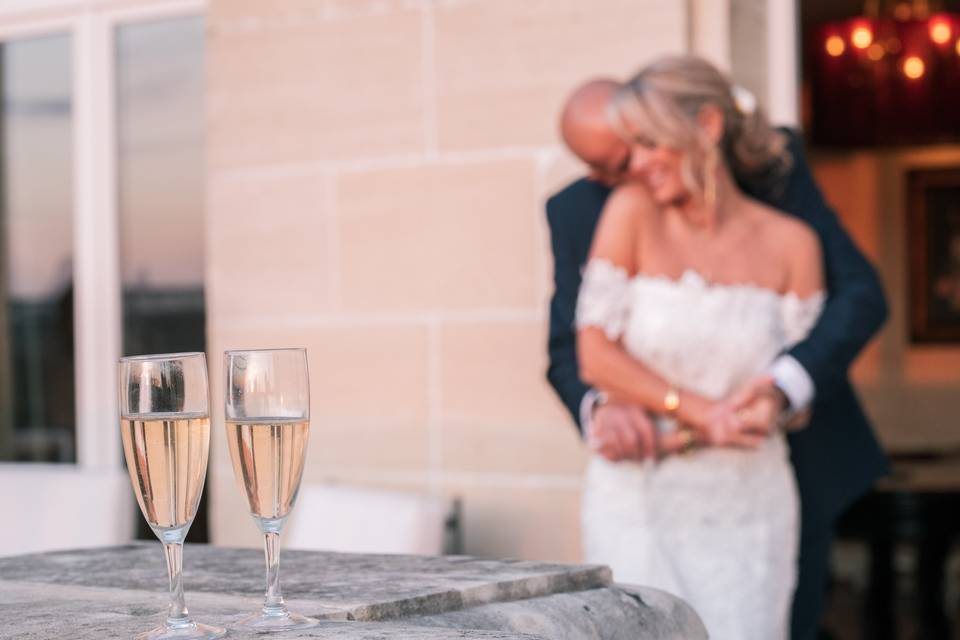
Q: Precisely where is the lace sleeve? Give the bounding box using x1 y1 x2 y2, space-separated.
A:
575 259 631 341
781 291 826 347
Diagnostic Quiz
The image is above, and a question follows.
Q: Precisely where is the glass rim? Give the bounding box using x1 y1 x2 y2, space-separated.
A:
224 347 307 355
119 351 206 363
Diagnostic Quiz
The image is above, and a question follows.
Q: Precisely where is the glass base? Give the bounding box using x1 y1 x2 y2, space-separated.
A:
136 621 226 640
236 608 319 632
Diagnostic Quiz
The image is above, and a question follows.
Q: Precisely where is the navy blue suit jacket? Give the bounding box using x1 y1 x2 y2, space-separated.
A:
545 129 889 522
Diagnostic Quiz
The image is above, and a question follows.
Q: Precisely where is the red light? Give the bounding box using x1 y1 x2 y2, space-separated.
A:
902 56 925 79
930 16 952 44
851 23 873 49
826 35 846 57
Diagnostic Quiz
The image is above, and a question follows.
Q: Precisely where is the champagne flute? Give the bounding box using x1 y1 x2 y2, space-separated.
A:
224 348 318 631
119 352 226 640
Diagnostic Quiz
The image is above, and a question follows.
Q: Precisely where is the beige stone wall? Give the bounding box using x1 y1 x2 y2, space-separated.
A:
206 0 690 562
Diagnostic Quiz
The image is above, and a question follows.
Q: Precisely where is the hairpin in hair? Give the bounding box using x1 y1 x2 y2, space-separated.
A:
731 85 757 116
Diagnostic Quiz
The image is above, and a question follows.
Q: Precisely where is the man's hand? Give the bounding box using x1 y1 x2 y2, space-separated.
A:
587 403 657 462
726 375 788 436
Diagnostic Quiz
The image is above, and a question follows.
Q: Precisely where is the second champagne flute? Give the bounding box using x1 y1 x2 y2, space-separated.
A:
224 348 318 631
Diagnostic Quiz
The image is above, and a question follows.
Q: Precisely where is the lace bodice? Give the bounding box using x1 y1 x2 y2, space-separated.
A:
576 258 825 639
576 259 824 399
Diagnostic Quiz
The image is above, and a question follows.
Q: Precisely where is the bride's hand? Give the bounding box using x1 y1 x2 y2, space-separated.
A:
677 393 766 449
727 375 788 436
701 401 767 449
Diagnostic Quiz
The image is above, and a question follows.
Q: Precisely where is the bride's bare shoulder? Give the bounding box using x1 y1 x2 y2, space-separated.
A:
609 181 656 209
601 181 657 228
747 199 816 247
590 182 655 267
747 199 823 294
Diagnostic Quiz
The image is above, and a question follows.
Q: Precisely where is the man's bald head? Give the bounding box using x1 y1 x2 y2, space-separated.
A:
559 79 629 185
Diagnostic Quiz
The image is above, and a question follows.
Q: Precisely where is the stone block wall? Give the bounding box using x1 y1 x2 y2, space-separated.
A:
205 0 759 562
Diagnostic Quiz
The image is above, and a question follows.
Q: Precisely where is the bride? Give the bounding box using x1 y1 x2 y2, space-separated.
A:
576 55 824 640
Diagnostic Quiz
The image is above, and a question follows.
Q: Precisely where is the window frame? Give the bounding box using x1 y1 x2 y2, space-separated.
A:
0 0 204 470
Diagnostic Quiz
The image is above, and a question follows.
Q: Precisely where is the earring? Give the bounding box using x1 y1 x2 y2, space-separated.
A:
703 146 719 210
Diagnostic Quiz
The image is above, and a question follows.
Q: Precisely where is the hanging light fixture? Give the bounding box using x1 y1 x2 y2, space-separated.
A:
902 54 927 78
929 13 953 44
826 34 847 56
809 0 960 146
852 20 875 48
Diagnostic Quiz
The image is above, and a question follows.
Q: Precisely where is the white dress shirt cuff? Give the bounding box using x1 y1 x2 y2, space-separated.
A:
768 354 815 413
580 389 601 439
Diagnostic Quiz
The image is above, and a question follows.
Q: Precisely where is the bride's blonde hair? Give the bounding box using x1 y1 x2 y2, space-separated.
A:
609 55 791 197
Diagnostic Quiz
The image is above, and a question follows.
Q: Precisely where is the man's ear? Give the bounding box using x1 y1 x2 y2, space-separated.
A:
697 105 725 146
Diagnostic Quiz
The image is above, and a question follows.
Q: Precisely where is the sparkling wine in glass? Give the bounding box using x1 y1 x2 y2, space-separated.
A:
224 348 318 631
119 352 226 640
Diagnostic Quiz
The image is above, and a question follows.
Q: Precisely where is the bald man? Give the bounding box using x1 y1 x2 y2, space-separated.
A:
560 80 629 187
545 78 888 640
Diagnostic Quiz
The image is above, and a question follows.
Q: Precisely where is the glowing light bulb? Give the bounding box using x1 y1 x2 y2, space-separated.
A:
826 35 846 57
902 56 925 79
851 25 873 49
956 39 960 56
867 43 885 60
930 18 952 44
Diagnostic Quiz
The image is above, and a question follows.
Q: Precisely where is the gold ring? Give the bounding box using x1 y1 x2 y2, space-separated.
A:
677 428 696 454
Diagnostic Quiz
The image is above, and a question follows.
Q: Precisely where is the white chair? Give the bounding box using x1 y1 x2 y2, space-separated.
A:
284 483 460 555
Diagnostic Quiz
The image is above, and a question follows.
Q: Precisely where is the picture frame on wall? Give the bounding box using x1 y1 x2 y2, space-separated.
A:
907 168 960 343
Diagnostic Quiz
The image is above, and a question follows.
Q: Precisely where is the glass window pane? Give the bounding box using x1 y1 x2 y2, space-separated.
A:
0 34 75 463
117 17 207 542
117 17 205 359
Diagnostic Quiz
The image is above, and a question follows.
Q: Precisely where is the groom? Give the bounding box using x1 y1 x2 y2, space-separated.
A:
545 79 888 640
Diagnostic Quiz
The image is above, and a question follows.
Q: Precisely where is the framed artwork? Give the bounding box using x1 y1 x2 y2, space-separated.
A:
907 168 960 343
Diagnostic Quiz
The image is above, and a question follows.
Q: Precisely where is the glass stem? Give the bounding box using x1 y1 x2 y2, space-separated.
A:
163 542 191 628
263 531 286 615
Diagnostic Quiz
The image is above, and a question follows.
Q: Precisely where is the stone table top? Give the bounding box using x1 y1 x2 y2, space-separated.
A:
0 543 706 639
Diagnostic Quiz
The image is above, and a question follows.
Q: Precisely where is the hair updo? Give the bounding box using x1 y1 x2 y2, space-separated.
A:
609 55 791 196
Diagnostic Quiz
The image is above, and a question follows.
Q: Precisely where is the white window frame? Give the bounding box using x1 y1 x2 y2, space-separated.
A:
0 0 205 471
690 0 799 127
766 0 799 126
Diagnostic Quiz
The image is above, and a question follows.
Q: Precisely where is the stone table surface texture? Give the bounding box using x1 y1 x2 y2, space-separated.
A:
0 543 706 639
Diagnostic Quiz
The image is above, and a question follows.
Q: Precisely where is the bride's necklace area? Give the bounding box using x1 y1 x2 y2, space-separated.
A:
667 203 741 285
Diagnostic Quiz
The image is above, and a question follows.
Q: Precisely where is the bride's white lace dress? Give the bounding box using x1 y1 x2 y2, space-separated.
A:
576 260 824 640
